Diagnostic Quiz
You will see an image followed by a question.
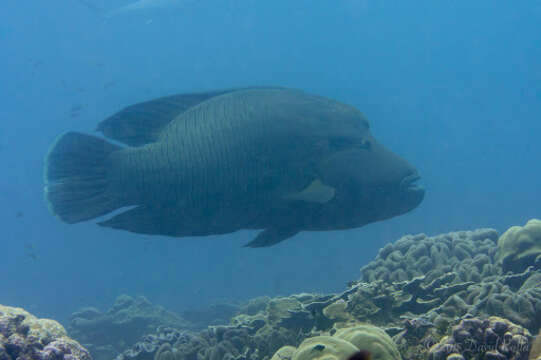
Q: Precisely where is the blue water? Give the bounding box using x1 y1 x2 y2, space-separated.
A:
1 0 540 323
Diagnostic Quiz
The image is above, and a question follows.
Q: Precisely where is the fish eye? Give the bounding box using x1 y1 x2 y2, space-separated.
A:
330 137 356 149
330 137 371 150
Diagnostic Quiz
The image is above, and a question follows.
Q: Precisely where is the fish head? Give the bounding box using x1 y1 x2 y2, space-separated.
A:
317 129 424 226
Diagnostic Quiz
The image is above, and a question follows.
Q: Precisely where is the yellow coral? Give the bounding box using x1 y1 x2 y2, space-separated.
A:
334 324 401 360
270 324 400 360
0 304 67 339
323 300 356 327
271 345 297 360
267 297 302 323
154 343 175 360
530 329 541 360
292 336 359 360
498 219 541 273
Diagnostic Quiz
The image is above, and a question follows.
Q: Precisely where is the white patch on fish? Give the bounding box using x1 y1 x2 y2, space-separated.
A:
105 0 196 17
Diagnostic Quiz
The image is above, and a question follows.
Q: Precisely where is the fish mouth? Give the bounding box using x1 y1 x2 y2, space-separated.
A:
400 173 424 193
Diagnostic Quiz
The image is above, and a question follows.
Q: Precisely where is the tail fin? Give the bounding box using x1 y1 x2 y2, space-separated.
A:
44 132 123 223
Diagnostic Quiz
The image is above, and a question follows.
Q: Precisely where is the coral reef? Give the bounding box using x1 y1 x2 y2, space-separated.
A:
114 294 341 360
334 324 402 360
268 323 401 360
292 336 358 360
270 345 296 360
68 295 190 360
114 327 191 360
392 316 439 360
361 229 501 284
0 304 92 360
498 219 541 274
67 224 541 360
461 268 541 332
428 316 532 360
326 229 541 333
181 303 240 329
529 330 541 360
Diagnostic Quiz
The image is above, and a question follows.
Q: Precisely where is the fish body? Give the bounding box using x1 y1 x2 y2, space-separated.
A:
44 87 424 247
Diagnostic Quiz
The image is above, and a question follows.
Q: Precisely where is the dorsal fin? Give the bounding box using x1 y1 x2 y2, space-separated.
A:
96 86 285 146
96 89 232 146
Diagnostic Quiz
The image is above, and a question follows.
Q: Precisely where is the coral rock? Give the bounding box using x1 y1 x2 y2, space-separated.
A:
429 316 532 360
334 324 401 360
292 336 358 360
498 219 541 273
0 304 91 360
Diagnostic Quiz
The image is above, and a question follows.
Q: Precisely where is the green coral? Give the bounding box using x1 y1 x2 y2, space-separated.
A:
270 345 296 360
498 218 541 273
361 229 500 286
292 336 358 360
0 304 67 342
334 324 401 360
322 300 356 327
269 324 401 360
154 343 175 360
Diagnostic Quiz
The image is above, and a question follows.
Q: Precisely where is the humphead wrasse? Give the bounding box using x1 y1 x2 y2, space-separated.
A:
44 87 425 247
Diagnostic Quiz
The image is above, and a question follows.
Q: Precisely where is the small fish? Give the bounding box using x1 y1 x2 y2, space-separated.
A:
70 105 84 118
77 0 102 14
348 350 372 360
28 253 39 262
24 243 39 262
70 104 83 112
104 81 117 89
29 60 43 72
16 211 23 218
105 0 197 17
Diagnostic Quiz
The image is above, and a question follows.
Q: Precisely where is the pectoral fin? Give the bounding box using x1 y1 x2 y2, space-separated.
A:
244 228 300 247
285 179 335 204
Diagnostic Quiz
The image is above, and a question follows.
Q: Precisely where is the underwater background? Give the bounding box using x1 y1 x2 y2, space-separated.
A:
1 0 540 325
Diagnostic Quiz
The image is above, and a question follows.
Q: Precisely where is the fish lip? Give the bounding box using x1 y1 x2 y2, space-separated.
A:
400 173 424 193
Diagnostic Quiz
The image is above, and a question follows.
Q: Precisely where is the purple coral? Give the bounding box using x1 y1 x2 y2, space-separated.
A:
0 306 92 360
400 316 435 339
39 339 92 360
428 317 532 360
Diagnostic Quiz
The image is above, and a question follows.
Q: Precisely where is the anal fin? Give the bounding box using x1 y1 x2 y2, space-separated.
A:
98 205 175 235
98 204 236 237
244 228 300 248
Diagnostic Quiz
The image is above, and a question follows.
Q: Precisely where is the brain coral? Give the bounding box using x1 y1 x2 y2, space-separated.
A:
271 345 296 360
334 324 401 360
498 219 541 273
361 229 500 285
0 304 92 360
269 324 401 360
292 336 359 360
428 316 532 360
